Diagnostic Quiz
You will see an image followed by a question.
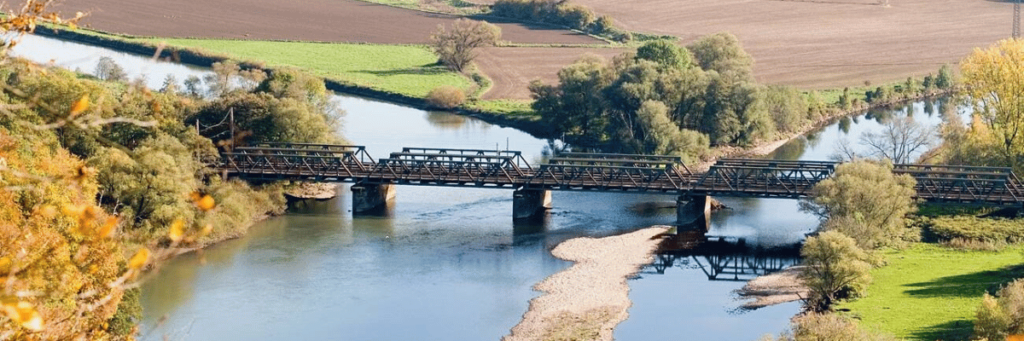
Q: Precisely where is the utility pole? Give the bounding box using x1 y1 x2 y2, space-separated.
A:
1015 0 1021 39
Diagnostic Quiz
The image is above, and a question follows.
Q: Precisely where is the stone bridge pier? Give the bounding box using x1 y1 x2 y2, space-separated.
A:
513 189 552 221
351 183 396 214
677 195 712 229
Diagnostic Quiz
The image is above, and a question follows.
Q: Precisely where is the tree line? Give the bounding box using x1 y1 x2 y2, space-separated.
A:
529 34 822 164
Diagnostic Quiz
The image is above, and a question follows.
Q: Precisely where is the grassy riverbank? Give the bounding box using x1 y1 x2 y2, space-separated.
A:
139 38 473 98
839 244 1024 341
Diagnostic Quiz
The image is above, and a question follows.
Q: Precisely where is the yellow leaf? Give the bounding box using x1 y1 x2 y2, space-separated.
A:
168 219 184 242
35 205 56 219
2 301 43 331
0 257 11 275
199 224 213 238
128 248 150 270
195 195 215 212
98 216 117 238
69 95 89 116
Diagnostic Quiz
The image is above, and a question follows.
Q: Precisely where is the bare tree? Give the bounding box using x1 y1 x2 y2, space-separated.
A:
859 116 934 164
430 19 502 72
829 137 862 162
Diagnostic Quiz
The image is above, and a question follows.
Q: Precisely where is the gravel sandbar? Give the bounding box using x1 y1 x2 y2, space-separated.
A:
504 227 669 341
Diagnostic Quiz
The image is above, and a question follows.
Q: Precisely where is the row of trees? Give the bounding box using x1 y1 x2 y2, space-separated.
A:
529 34 817 164
489 0 632 42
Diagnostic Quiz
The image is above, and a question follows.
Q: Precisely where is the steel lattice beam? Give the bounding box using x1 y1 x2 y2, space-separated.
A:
216 145 1024 206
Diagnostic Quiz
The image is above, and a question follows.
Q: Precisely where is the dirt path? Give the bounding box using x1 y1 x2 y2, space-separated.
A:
504 227 669 341
61 0 602 45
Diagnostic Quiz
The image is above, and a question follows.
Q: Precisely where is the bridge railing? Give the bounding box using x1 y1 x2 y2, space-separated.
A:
893 164 1024 204
257 142 375 165
400 147 532 171
220 150 365 180
692 161 836 198
358 147 534 186
555 152 691 175
523 154 691 192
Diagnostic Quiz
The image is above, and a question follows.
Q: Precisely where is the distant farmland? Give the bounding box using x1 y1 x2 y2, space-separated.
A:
63 0 1016 100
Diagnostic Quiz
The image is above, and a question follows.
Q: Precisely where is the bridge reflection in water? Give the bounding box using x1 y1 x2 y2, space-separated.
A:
638 222 801 282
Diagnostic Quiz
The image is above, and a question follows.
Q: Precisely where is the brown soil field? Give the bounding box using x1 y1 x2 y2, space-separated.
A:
566 0 1014 89
59 0 601 45
476 47 630 99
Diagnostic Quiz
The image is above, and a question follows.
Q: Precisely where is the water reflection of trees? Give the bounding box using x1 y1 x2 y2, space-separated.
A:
637 230 801 282
425 111 477 131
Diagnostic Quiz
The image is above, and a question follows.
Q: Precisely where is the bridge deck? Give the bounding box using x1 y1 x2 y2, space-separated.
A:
216 145 1024 206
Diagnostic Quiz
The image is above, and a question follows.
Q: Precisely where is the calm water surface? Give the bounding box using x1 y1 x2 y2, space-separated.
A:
15 35 962 341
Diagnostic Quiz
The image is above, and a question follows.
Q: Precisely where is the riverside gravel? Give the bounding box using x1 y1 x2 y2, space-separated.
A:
504 226 670 341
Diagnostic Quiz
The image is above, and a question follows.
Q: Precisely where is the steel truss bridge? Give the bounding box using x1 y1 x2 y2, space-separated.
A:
216 143 1024 206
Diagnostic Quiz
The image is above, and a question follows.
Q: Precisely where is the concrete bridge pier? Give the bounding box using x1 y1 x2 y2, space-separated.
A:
513 189 552 221
677 195 712 230
351 183 396 214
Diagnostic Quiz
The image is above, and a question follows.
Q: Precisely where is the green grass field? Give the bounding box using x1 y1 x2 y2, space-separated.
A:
839 244 1024 340
143 38 473 98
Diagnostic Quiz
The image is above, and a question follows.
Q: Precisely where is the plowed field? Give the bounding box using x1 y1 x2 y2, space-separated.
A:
566 0 1013 88
475 47 629 99
61 0 601 45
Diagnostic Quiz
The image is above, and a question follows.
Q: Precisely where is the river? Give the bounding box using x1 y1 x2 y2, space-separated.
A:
12 34 961 341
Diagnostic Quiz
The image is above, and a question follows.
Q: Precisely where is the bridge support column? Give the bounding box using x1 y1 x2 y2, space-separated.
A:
351 183 396 214
513 189 551 220
677 195 711 229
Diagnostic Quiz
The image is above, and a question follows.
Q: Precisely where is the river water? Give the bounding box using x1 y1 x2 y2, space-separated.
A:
15 34 960 341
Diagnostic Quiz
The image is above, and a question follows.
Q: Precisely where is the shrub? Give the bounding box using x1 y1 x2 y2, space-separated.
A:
803 160 918 249
800 231 874 312
974 279 1024 341
426 86 467 109
924 216 1024 245
769 313 897 341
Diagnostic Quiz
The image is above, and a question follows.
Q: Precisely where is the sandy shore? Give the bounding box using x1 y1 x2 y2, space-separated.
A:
735 266 808 310
504 227 669 341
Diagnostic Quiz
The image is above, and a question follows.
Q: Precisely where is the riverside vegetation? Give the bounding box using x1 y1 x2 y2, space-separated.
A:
0 15 344 337
759 39 1024 341
530 35 956 165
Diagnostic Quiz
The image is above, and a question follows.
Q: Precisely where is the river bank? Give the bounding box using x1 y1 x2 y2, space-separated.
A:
505 227 670 341
32 26 956 151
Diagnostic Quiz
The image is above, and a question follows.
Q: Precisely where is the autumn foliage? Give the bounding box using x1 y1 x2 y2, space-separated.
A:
0 131 125 339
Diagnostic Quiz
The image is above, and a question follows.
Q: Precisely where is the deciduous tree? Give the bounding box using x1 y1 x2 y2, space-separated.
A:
799 231 873 312
803 161 918 249
430 19 501 72
961 39 1024 172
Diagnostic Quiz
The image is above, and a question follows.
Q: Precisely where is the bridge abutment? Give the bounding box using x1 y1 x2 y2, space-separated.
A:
677 195 711 228
513 189 551 220
351 183 396 214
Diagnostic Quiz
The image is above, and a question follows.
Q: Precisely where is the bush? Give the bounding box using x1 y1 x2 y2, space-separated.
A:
107 287 142 337
803 160 918 249
974 279 1024 341
426 86 466 109
800 231 874 312
924 216 1024 245
766 313 897 341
